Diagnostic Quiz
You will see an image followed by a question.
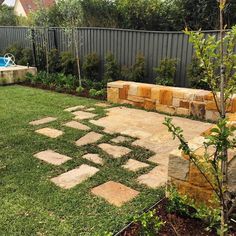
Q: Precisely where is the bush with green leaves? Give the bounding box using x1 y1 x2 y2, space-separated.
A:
76 86 85 95
82 52 100 81
154 58 177 86
60 51 76 75
133 209 165 236
132 53 146 82
48 49 60 73
187 57 209 90
103 52 120 83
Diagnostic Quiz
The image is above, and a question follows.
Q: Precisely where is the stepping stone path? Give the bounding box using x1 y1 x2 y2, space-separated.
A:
64 121 90 131
29 117 57 126
64 105 85 112
98 143 131 158
75 132 103 146
111 136 131 143
148 154 169 166
86 108 96 112
35 128 63 138
95 103 110 108
51 164 99 189
34 150 72 165
137 165 168 188
82 153 104 165
73 111 97 120
91 181 139 207
122 159 149 172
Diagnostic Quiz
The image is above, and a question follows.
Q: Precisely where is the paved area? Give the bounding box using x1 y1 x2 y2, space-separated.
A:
75 132 103 146
98 143 131 158
64 121 90 131
35 128 63 138
29 117 57 126
122 159 149 172
82 153 104 165
64 105 85 112
73 111 97 120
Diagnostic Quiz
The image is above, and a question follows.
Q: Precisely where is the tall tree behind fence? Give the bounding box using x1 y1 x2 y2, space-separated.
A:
0 26 220 87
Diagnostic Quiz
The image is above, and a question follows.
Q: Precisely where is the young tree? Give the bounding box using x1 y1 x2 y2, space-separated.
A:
164 0 236 234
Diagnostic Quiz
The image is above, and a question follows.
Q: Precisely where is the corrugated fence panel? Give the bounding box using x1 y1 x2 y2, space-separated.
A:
0 26 221 87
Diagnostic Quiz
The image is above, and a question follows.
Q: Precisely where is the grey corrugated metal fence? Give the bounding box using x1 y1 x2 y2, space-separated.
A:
0 26 221 87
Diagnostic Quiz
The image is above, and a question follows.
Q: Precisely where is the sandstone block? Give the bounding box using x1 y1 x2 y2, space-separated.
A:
156 104 176 115
172 98 180 107
205 110 220 121
107 81 127 88
204 93 214 101
168 150 190 180
190 101 205 120
231 97 236 113
144 98 155 110
176 107 189 116
172 90 185 99
151 87 161 100
119 85 129 100
179 100 190 109
206 101 218 111
137 85 151 98
159 89 173 106
107 87 119 103
127 95 144 103
128 84 138 96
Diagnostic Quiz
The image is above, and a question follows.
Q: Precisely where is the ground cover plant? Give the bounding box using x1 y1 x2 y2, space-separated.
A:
0 85 163 235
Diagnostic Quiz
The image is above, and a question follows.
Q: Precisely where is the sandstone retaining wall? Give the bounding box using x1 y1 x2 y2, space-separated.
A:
107 81 236 121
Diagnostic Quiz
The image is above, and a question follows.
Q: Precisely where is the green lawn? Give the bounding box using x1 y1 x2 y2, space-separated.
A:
0 85 164 235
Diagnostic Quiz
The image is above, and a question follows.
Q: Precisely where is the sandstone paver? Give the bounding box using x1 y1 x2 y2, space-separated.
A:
73 111 97 120
64 105 85 112
82 153 104 165
29 117 57 126
95 103 110 108
51 164 99 189
35 128 63 138
34 150 72 165
137 165 168 188
91 181 139 207
98 143 131 158
122 159 149 172
111 136 131 143
86 108 96 112
63 121 90 131
75 132 103 146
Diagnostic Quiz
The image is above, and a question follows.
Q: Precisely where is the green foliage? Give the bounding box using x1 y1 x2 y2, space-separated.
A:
82 53 100 82
76 86 84 95
103 52 120 83
48 49 60 73
36 47 47 71
120 65 133 81
154 58 177 86
132 53 146 82
4 44 23 64
187 57 209 90
133 209 165 236
0 5 18 26
60 51 76 75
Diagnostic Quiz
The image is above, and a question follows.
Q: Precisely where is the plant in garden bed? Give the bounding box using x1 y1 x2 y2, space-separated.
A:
154 58 177 86
164 1 236 235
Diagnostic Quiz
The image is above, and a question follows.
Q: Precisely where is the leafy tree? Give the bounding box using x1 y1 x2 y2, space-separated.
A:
0 5 18 26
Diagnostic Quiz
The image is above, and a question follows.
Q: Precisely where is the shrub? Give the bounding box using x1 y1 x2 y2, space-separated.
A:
48 48 60 73
132 53 146 82
120 65 133 81
89 88 97 98
154 58 177 86
103 52 120 83
133 210 165 236
76 86 84 95
60 51 76 75
36 47 47 71
18 48 33 66
82 52 100 81
187 57 209 90
4 44 23 64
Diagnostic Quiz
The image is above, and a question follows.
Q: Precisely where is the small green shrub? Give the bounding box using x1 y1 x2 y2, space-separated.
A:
133 210 165 236
120 65 133 81
60 51 76 75
187 57 209 90
82 52 100 81
89 88 97 98
103 52 120 83
18 48 33 66
154 58 177 86
37 47 46 71
48 49 60 73
76 86 84 95
132 53 146 82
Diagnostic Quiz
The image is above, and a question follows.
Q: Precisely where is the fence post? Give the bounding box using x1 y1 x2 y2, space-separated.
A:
31 28 37 67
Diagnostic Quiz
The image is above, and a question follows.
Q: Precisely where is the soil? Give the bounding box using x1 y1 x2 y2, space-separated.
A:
120 199 236 236
21 82 107 101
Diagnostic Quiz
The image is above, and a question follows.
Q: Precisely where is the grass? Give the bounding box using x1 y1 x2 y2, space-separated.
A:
0 85 164 235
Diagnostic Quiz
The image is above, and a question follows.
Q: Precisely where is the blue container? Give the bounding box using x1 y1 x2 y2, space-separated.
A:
0 57 11 67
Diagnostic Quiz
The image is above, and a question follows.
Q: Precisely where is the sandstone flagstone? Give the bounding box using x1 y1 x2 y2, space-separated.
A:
137 165 168 188
111 136 131 143
34 150 72 165
64 105 85 112
98 143 131 158
91 181 139 207
29 117 57 126
122 159 149 172
95 103 110 107
75 132 103 146
35 128 63 138
63 121 90 131
73 111 97 120
82 153 104 165
51 164 99 189
86 108 96 112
